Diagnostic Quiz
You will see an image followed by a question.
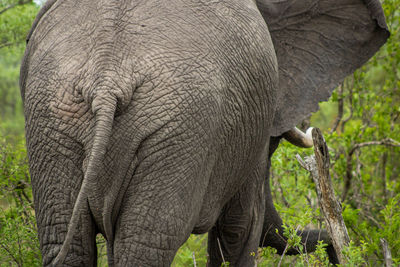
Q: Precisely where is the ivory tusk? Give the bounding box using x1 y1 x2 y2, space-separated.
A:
282 127 314 148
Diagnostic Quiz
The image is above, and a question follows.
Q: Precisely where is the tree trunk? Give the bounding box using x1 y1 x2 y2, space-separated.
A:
297 128 350 264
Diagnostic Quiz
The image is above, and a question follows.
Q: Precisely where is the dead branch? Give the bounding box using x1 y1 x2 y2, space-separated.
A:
342 138 400 201
349 139 400 154
297 128 350 264
278 183 290 208
216 237 226 265
341 80 354 133
330 84 344 134
192 252 197 267
381 153 388 204
380 238 392 267
0 42 17 49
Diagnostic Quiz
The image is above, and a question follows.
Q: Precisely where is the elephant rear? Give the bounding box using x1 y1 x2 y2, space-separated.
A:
21 0 278 265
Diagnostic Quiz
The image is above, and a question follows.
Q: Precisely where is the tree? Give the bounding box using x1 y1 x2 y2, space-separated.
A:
0 0 38 134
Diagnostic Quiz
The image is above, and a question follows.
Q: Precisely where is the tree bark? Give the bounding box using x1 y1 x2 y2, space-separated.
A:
297 128 350 264
380 238 393 267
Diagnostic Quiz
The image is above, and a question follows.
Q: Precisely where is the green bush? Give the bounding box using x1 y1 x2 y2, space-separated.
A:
0 131 41 266
0 207 41 266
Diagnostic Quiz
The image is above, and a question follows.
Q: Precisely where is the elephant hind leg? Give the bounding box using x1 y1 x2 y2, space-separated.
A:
40 213 98 267
27 132 98 266
207 166 266 267
112 176 202 266
112 136 213 266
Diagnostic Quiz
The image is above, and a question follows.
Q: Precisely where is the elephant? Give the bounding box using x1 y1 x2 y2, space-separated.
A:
20 0 389 266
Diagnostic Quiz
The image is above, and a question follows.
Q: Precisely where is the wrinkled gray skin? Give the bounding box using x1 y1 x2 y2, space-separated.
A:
20 0 388 266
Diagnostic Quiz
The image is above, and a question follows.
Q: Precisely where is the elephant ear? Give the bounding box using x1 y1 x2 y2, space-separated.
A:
256 0 389 136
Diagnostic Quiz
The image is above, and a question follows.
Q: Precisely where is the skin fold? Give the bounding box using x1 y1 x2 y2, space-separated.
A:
20 0 388 266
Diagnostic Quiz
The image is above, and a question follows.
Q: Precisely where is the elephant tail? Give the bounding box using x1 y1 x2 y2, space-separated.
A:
53 95 117 266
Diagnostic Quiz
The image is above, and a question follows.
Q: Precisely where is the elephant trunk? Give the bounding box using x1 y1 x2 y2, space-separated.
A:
286 229 338 264
282 127 314 148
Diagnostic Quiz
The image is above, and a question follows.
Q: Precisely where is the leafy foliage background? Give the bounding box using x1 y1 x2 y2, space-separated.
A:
0 0 399 266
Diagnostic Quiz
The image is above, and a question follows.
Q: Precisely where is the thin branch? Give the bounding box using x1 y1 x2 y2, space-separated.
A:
216 237 226 265
277 225 301 267
15 191 31 224
349 139 400 154
0 42 17 49
342 138 400 201
0 3 19 15
260 224 273 247
0 242 21 266
24 173 35 209
17 223 23 267
381 153 388 204
330 84 344 133
341 84 353 133
278 183 290 208
277 235 290 267
0 0 32 15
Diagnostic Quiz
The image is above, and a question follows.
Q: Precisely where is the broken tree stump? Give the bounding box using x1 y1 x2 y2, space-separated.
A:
296 128 350 264
380 238 393 267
